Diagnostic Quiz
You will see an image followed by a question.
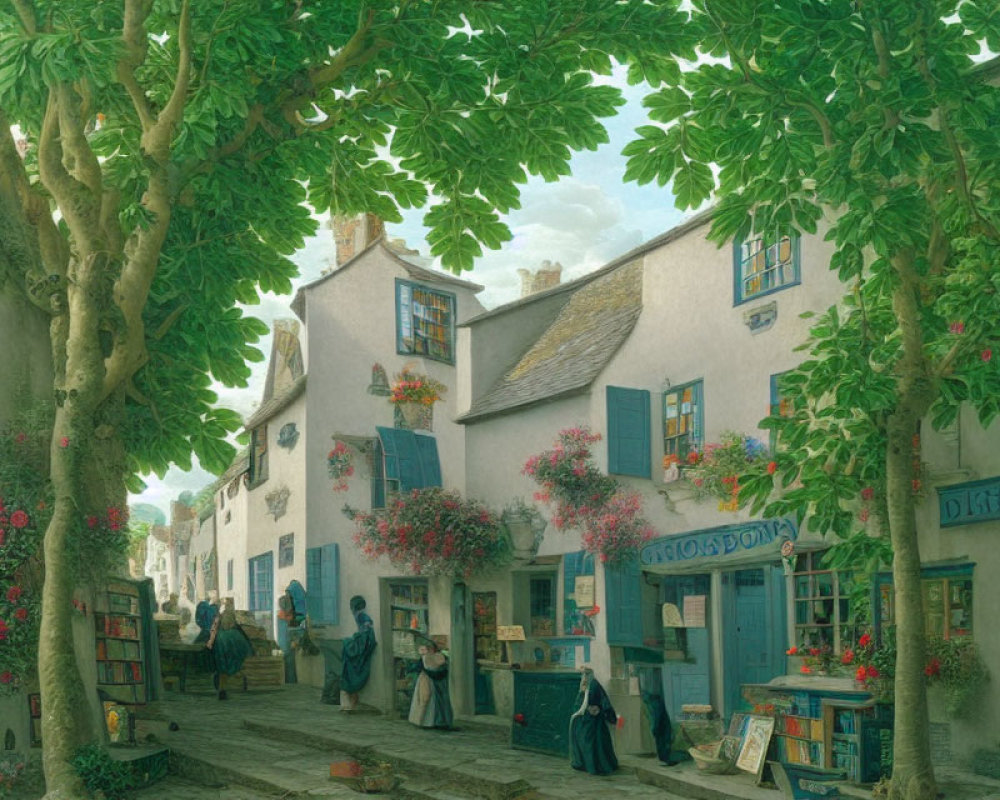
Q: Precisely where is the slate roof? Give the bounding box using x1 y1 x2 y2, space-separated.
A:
244 374 307 430
458 259 643 422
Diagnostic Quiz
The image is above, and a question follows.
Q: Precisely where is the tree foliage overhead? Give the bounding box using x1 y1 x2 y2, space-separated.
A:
0 0 695 484
624 3 1000 798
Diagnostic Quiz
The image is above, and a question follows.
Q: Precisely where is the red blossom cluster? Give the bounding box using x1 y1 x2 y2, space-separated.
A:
524 427 654 564
389 370 445 406
327 440 355 492
349 488 509 577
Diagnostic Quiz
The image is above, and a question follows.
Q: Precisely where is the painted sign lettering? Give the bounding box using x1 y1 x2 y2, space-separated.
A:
641 518 798 566
938 477 1000 528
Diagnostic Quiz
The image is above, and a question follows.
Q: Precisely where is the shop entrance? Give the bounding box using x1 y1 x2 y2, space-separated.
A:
722 566 786 719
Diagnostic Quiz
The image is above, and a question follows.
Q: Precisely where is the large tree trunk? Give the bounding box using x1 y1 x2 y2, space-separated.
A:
885 253 937 800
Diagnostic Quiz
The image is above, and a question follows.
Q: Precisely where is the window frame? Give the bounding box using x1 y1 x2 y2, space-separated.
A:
248 425 269 488
877 565 973 641
792 551 855 654
395 279 457 365
529 573 557 637
662 379 704 461
733 233 801 305
248 551 273 613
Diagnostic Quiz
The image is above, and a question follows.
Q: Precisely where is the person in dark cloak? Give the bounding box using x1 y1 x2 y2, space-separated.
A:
407 638 454 730
206 597 253 700
638 666 675 765
194 599 219 644
569 666 618 775
340 595 377 710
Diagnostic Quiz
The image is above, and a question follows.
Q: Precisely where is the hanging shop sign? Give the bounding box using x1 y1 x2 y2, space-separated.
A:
938 476 1000 528
641 518 798 567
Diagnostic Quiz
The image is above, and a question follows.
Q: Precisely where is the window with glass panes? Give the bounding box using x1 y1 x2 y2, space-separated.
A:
663 380 703 460
879 571 972 640
529 574 556 637
735 234 800 304
793 552 855 652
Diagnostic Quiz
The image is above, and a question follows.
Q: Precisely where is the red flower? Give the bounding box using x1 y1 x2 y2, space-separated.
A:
9 510 28 529
809 648 820 657
860 487 874 501
800 665 812 674
867 665 879 678
514 713 525 724
14 432 27 444
0 671 11 684
983 349 993 362
912 479 921 493
858 633 872 648
786 645 798 655
924 658 941 678
87 516 98 528
949 321 965 334
767 461 777 475
0 620 8 640
856 666 867 682
14 608 27 622
841 649 854 665
858 508 870 522
686 451 700 465
6 586 22 603
59 436 69 448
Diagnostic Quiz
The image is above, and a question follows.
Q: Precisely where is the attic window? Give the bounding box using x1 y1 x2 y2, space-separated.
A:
395 279 456 364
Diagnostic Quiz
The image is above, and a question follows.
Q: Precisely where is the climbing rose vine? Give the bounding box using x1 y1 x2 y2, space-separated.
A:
348 488 511 577
524 427 654 564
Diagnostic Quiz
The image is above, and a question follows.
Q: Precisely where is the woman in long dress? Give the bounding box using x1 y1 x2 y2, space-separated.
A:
407 640 454 730
207 598 253 700
341 595 377 710
569 666 618 775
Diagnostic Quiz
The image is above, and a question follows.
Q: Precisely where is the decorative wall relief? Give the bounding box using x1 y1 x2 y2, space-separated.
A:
278 533 294 568
328 439 355 492
368 362 391 396
265 486 291 520
743 301 778 334
277 422 299 450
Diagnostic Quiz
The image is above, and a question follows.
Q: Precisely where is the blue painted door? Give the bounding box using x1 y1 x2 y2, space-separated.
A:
723 566 786 719
660 575 711 721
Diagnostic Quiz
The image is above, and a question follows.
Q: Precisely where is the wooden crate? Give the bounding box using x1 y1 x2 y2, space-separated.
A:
242 655 284 687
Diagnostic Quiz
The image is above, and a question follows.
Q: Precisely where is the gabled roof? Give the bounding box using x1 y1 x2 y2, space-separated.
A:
244 374 307 430
458 259 643 423
291 238 484 321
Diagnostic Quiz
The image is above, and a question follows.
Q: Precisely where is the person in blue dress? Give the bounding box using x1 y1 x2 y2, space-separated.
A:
340 595 377 710
569 666 618 775
207 597 253 700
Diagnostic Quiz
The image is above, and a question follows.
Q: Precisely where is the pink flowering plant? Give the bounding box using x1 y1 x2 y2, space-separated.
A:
327 439 354 492
524 427 654 564
347 488 511 577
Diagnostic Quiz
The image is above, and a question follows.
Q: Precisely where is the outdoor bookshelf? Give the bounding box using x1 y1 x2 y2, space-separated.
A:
94 582 148 706
388 580 428 715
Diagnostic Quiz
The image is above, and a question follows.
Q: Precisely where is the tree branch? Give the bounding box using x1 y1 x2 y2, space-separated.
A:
11 0 37 34
118 0 156 131
142 0 192 160
55 84 103 196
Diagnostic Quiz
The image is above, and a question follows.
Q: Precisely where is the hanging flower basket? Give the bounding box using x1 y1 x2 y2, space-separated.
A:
394 401 433 431
327 440 355 492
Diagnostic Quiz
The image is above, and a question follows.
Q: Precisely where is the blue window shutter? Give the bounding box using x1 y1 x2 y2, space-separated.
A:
320 543 339 624
306 547 323 620
692 381 704 448
377 427 423 492
606 559 642 646
607 386 651 478
414 433 442 488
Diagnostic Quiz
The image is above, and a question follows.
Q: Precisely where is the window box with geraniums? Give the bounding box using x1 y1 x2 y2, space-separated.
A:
327 439 354 492
389 369 446 431
346 488 511 578
523 427 654 564
683 432 773 511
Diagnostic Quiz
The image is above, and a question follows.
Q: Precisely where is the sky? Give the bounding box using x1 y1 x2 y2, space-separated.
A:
131 68 691 515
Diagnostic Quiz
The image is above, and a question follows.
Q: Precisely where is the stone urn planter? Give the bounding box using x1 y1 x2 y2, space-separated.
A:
502 508 546 561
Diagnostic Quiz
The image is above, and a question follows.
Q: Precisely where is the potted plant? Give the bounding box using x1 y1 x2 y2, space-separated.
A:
347 488 511 577
501 499 546 560
389 368 446 431
683 432 773 511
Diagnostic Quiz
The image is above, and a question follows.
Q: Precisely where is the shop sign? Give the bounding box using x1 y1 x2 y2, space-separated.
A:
938 476 1000 528
641 518 797 566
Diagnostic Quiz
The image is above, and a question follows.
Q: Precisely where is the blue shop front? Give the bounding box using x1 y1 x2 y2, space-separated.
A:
638 517 809 723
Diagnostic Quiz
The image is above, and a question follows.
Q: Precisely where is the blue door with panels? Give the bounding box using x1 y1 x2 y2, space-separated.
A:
723 566 786 719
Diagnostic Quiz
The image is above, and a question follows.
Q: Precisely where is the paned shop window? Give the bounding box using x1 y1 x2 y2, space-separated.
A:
395 279 456 364
735 233 800 304
793 552 855 652
663 380 703 461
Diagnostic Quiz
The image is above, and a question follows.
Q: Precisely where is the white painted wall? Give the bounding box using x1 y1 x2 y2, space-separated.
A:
215 473 250 611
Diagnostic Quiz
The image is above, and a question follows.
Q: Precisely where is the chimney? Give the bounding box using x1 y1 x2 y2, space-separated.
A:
518 260 563 297
331 213 384 267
